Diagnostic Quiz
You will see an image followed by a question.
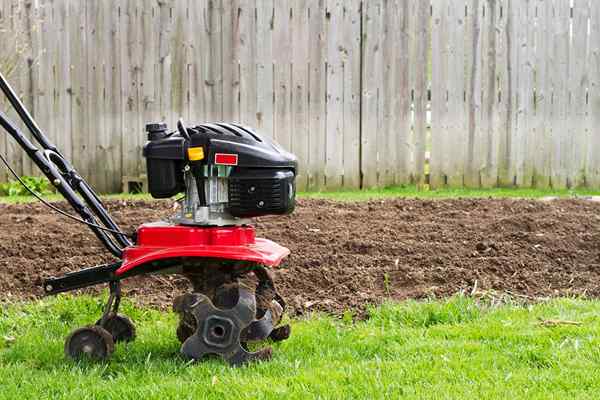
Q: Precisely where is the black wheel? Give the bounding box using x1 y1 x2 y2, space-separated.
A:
96 313 136 343
65 326 115 360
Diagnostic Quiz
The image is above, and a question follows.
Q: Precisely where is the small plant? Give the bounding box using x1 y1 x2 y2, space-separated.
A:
0 176 54 197
383 272 392 297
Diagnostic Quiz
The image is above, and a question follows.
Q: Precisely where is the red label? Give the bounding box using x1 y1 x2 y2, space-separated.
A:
215 153 239 166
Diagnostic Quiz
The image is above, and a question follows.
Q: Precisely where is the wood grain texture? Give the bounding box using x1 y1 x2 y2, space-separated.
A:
307 0 327 190
588 1 600 186
1 0 599 192
430 0 448 188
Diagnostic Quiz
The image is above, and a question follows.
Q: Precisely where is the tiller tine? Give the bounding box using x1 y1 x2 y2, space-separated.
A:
241 303 279 342
180 287 272 366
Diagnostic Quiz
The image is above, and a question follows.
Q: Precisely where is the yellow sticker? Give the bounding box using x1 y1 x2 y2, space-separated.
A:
187 147 205 161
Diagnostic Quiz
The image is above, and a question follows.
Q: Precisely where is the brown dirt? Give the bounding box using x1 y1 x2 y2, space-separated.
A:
1 198 600 316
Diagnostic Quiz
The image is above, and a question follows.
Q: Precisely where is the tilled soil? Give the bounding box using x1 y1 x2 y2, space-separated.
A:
1 198 600 316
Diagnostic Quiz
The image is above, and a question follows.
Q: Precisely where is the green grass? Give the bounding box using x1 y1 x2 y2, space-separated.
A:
3 185 600 204
1 295 600 399
299 185 600 201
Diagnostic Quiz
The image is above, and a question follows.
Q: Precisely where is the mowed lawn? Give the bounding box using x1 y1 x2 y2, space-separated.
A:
1 295 600 399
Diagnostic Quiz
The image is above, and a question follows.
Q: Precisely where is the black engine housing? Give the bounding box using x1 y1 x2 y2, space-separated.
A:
143 122 297 218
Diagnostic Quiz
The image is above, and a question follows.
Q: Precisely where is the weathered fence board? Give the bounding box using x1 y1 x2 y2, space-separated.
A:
1 0 599 192
307 0 326 190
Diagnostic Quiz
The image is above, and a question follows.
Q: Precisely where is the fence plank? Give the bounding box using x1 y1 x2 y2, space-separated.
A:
550 0 570 188
411 0 429 187
292 0 309 190
495 0 509 186
141 1 160 126
121 0 144 183
0 1 26 181
570 0 590 187
430 0 448 188
0 1 11 183
444 0 466 186
379 0 395 187
171 0 187 122
342 0 361 188
589 1 600 186
255 0 274 138
465 0 482 187
273 0 292 152
67 0 88 179
361 0 380 187
480 0 498 187
86 0 107 190
238 0 257 127
188 0 208 122
532 0 551 188
207 0 223 121
222 0 240 121
16 1 35 177
100 0 122 192
515 0 534 187
307 0 326 190
393 0 412 185
158 0 174 126
324 0 344 188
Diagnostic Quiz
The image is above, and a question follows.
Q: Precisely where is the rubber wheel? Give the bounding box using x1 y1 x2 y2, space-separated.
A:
96 313 136 343
65 326 115 360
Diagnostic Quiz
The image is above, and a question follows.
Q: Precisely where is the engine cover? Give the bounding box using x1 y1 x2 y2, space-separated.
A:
143 122 297 225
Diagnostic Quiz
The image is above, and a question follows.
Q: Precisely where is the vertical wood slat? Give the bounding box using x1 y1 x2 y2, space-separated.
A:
158 0 174 126
411 0 430 187
480 0 498 187
16 1 35 177
533 0 551 188
255 0 274 138
465 0 482 187
0 1 12 183
140 1 159 126
588 0 600 186
551 0 570 188
324 0 344 188
515 0 534 187
0 2 23 182
171 0 188 121
121 0 143 186
569 0 590 187
273 0 292 152
360 0 380 188
222 0 240 121
68 0 87 179
430 0 448 187
307 0 326 190
188 0 207 122
394 0 412 186
379 0 395 187
342 0 361 188
34 0 54 177
238 0 257 127
292 0 309 190
445 0 467 187
105 0 122 192
208 0 224 121
86 0 106 190
495 0 510 186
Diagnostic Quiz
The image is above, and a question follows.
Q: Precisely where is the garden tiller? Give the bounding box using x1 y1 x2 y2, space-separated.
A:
0 70 297 366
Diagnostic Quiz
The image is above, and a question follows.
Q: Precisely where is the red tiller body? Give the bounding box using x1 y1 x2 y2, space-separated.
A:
116 223 290 276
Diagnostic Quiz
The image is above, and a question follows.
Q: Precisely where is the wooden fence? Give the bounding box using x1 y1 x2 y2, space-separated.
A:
0 0 599 192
